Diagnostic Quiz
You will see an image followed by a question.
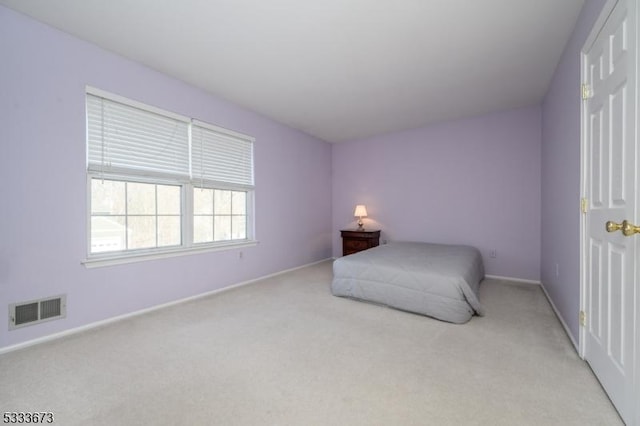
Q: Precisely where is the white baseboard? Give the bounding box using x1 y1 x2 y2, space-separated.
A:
485 274 541 285
538 282 579 352
0 258 332 355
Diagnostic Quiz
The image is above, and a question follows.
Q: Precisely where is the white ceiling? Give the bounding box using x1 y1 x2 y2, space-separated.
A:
1 0 585 143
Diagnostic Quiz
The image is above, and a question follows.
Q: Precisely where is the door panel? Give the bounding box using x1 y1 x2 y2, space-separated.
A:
582 0 636 423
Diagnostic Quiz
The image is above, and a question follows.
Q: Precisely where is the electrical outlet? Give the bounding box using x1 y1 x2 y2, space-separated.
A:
239 251 243 260
490 249 497 259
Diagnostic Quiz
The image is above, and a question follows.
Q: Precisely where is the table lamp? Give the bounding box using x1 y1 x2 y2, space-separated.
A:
354 205 368 231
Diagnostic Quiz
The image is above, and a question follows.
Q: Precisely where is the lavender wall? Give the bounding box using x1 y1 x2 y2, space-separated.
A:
540 0 607 342
0 6 332 350
332 106 542 281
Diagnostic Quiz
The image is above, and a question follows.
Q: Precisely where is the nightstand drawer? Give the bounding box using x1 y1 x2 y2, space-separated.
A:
343 232 372 239
344 239 369 251
340 229 381 256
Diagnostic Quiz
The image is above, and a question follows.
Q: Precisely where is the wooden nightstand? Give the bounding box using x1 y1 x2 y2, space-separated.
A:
341 229 381 256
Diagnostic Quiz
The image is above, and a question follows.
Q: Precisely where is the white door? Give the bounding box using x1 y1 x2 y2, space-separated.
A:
581 0 637 424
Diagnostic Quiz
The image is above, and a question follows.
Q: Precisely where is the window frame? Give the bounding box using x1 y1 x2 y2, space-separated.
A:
83 87 257 268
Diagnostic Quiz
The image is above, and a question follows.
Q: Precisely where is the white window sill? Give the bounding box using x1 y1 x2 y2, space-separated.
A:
82 240 258 268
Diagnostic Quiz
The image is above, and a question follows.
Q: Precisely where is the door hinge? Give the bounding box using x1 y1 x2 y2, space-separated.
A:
581 83 593 100
581 198 588 214
579 310 586 327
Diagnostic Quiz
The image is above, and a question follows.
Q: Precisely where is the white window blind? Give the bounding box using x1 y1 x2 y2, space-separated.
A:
87 94 190 179
191 121 254 188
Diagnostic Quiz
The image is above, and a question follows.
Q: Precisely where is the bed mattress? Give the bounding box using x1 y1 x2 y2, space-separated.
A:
331 241 485 323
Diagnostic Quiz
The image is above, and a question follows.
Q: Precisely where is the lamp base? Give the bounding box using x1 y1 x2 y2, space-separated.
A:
357 219 364 231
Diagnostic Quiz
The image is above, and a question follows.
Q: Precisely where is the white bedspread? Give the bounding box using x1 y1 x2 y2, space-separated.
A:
331 242 485 323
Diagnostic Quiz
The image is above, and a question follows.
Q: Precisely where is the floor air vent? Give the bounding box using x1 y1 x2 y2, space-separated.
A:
9 295 66 330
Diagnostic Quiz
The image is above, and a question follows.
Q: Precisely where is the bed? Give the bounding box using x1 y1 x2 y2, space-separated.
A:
331 241 485 323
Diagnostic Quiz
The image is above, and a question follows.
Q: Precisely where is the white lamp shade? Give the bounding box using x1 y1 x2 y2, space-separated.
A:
354 205 368 217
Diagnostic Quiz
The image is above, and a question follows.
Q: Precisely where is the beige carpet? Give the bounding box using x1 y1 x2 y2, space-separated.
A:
0 261 621 425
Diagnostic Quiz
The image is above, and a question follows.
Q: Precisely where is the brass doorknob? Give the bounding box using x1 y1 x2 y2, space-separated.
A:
606 220 640 236
606 221 623 233
622 220 640 236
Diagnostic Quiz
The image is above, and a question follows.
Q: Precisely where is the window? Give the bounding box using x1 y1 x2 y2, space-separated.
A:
90 179 181 253
193 189 247 243
86 87 255 264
